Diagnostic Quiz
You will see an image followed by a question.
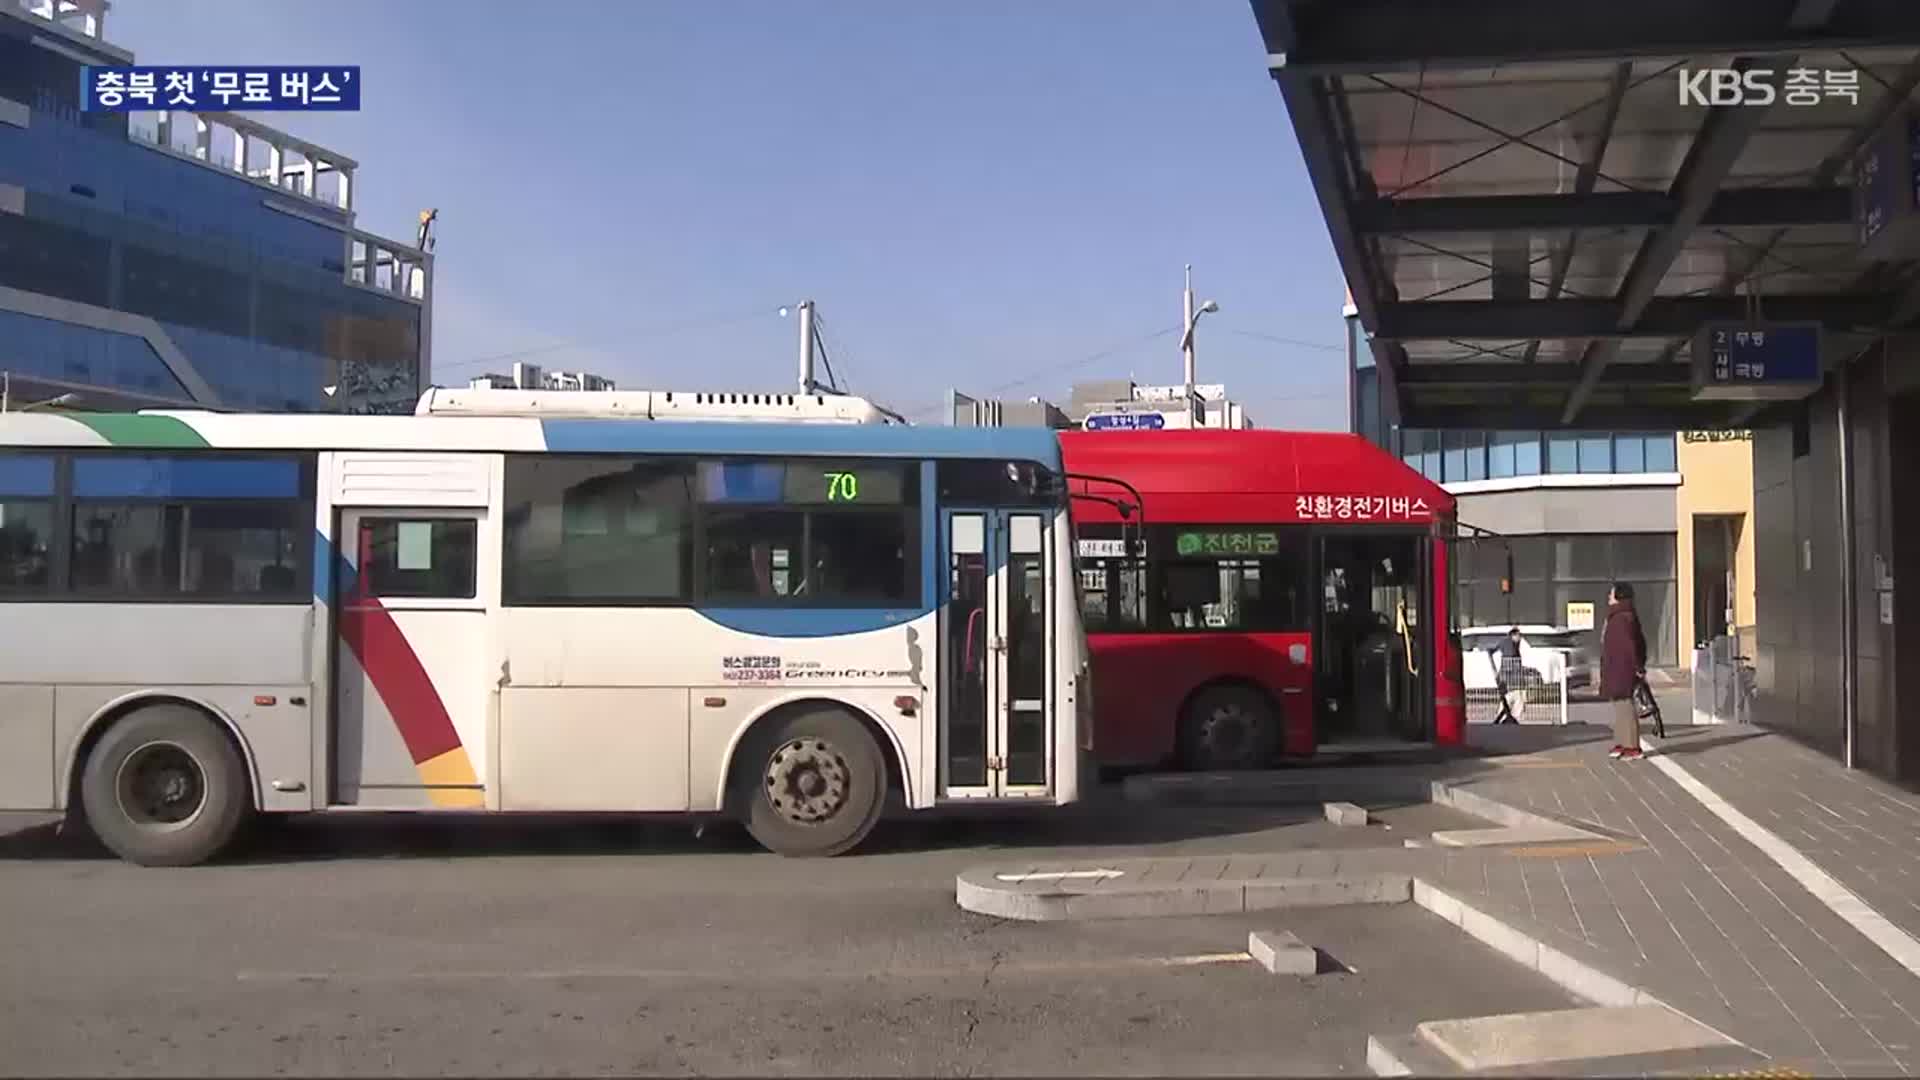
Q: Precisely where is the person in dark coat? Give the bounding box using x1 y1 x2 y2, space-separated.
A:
1489 627 1524 724
1600 582 1649 759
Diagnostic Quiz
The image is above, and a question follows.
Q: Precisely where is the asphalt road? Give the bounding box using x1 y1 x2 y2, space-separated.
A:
0 797 1572 1076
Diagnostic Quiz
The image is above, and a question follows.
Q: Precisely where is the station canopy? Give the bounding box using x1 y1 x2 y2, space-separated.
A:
1252 0 1920 430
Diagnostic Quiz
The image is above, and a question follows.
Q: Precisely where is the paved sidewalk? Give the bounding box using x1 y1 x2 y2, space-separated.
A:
988 724 1920 1075
1653 725 1920 954
1434 726 1920 1076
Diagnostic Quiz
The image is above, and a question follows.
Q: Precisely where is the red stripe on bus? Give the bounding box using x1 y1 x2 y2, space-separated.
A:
337 601 464 765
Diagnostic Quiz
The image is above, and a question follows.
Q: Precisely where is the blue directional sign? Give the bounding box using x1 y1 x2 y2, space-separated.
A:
1854 111 1920 261
1691 322 1822 402
1083 412 1165 431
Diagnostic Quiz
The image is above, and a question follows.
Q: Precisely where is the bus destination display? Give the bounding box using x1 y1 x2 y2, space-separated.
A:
700 461 908 505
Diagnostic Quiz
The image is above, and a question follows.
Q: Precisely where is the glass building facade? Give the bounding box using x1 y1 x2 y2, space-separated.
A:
1396 430 1678 485
1346 311 1683 666
0 7 429 413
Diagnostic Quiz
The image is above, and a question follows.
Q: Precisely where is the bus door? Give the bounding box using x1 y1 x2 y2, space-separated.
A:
330 507 490 809
939 508 1054 799
1313 530 1431 746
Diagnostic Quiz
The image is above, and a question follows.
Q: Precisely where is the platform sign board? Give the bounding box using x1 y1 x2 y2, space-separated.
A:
1854 109 1920 261
1083 412 1165 431
1691 321 1823 401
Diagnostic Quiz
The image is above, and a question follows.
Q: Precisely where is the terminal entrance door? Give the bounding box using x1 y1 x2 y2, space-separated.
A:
939 508 1055 799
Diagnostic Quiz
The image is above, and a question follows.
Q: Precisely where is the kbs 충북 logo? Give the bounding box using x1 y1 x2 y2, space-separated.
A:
1677 67 1859 107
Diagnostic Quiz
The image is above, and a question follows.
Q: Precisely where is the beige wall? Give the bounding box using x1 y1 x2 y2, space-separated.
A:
1676 432 1758 652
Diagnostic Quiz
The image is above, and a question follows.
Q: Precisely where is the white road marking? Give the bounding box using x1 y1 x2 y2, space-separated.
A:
235 951 1253 983
994 868 1125 883
1644 736 1920 980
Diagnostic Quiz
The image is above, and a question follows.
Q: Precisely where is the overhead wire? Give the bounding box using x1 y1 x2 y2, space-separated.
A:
901 324 1182 419
1224 328 1347 353
434 304 784 373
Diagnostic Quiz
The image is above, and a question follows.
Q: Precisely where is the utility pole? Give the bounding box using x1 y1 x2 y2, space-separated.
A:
2 371 9 414
796 300 816 394
1181 265 1196 400
1178 266 1219 427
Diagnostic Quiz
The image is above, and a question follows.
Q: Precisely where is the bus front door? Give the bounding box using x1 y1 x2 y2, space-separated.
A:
939 509 1054 800
330 508 490 809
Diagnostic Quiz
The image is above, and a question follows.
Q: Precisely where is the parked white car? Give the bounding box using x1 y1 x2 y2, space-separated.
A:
1459 625 1595 691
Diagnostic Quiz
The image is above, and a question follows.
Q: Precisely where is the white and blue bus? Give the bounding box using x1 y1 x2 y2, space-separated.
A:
0 394 1091 864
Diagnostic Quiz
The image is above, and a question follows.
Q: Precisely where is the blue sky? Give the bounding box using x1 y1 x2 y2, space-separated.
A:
110 1 1350 428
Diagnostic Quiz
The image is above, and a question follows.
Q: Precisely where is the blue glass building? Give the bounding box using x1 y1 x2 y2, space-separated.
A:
0 1 430 414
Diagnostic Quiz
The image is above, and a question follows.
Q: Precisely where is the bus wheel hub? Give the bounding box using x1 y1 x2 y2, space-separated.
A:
766 739 850 824
1202 705 1246 750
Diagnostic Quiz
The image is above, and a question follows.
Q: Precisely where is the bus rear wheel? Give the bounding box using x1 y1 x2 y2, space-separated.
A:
1179 684 1279 772
78 704 251 867
737 707 887 858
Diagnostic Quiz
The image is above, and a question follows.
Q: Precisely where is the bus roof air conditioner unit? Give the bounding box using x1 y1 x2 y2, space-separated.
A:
409 387 904 424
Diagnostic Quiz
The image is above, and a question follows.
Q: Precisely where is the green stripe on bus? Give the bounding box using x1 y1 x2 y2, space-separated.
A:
70 414 211 448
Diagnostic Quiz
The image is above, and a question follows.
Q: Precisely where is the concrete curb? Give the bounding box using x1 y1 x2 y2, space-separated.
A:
956 867 1411 922
1121 768 1612 847
1409 879 1659 1009
1122 771 1431 807
1425 781 1608 843
1366 1033 1455 1077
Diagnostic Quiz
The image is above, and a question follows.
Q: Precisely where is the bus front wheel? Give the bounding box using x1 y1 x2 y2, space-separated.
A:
1178 684 1279 772
737 706 887 857
78 704 251 867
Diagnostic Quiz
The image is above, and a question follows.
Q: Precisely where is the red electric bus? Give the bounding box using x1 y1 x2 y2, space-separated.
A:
1062 429 1464 770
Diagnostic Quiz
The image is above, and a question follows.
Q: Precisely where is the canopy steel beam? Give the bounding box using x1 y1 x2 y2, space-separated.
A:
1378 295 1883 340
1525 63 1631 364
1399 363 1692 387
1264 0 1411 419
1252 0 1912 76
1354 186 1851 236
1402 403 1752 431
1562 57 1795 422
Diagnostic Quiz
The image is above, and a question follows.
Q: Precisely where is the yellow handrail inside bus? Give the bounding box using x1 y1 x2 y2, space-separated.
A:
1395 596 1418 676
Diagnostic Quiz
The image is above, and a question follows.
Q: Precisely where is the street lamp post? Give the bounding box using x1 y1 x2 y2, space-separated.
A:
1179 265 1220 426
1 372 80 413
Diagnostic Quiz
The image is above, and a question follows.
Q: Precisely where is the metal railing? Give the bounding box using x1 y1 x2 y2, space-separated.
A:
1691 626 1756 725
1464 650 1571 726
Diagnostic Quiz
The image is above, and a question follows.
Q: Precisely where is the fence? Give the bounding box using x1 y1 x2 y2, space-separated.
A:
1463 649 1571 726
1691 626 1757 725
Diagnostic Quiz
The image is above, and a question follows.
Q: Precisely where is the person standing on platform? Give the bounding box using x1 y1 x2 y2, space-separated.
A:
1602 582 1649 760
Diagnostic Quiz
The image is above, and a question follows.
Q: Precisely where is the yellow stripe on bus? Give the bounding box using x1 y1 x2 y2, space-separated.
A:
418 747 484 808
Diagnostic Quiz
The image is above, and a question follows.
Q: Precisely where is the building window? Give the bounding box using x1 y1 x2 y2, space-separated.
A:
1614 434 1646 473
1547 433 1580 474
1487 430 1540 479
1513 431 1542 475
1441 431 1468 484
1645 433 1677 472
1462 431 1488 481
1578 434 1612 474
